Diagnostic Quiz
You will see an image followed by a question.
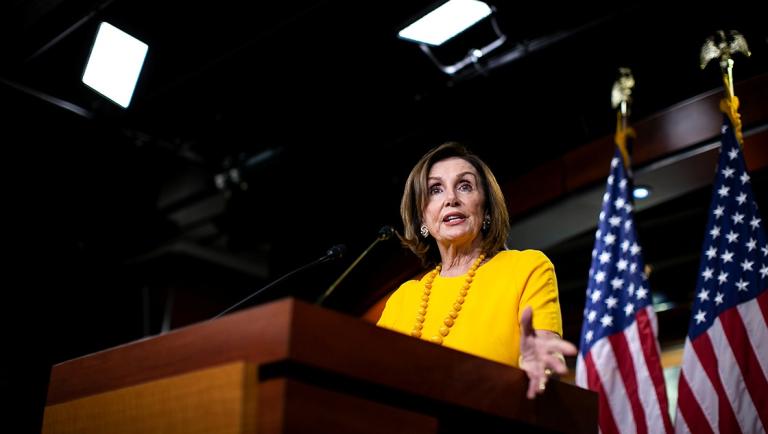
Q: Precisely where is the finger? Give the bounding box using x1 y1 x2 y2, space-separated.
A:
531 331 577 372
537 373 548 395
538 379 547 392
556 340 579 356
542 338 578 356
543 354 569 375
539 347 576 375
553 363 568 376
520 306 534 337
527 380 536 399
524 363 545 399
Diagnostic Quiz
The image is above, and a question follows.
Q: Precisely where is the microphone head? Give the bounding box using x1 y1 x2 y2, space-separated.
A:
325 244 346 260
377 225 396 240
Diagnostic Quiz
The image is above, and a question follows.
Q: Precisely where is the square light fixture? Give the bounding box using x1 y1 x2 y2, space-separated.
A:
397 0 493 46
82 22 148 108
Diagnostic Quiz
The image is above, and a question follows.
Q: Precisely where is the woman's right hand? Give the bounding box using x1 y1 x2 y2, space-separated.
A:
518 306 578 399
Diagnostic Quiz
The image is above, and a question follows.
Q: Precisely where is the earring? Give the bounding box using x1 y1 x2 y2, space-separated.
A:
420 224 429 238
482 214 491 231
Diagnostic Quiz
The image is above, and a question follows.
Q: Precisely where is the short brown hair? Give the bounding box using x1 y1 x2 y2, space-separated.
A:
400 142 510 265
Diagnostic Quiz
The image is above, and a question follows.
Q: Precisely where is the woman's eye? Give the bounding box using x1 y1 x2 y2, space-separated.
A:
429 185 442 195
458 182 473 192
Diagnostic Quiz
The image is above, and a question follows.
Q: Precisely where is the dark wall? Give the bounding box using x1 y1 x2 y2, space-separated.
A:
2 83 152 432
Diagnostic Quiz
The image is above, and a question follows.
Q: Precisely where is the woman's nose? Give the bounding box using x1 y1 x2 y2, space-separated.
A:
444 191 459 206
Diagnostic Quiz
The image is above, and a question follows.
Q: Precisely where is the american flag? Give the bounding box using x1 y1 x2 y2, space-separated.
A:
575 146 674 434
674 116 768 434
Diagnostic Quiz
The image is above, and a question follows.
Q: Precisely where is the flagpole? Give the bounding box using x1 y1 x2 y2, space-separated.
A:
675 29 767 434
699 30 751 145
575 67 674 434
611 67 635 171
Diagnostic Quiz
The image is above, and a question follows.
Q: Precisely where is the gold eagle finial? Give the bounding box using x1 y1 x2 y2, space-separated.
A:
611 68 635 168
611 67 635 112
701 30 751 145
700 30 751 70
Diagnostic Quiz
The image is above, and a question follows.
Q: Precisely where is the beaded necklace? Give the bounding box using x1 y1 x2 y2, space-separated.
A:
410 253 486 345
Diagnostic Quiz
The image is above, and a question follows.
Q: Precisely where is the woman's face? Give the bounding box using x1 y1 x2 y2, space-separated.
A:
422 157 486 248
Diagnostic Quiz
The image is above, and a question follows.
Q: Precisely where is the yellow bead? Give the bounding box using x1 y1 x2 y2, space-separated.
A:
410 254 484 349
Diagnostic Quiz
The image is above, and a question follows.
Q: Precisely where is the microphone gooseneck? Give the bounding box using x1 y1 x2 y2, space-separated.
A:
212 244 346 319
315 225 396 306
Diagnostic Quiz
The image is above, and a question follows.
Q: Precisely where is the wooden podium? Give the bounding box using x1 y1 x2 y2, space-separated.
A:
42 297 596 434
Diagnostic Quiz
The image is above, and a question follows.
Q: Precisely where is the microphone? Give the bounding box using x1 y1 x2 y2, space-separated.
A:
213 244 346 319
315 225 396 306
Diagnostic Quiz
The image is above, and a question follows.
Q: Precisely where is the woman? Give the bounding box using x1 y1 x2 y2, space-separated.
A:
377 142 577 399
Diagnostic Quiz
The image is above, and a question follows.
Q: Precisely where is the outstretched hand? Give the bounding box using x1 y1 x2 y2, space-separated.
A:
518 306 578 399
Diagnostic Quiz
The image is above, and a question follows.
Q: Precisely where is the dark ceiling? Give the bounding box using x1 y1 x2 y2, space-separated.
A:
2 2 768 427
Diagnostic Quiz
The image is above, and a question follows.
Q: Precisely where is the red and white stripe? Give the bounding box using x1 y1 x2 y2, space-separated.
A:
576 306 674 434
675 291 768 434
